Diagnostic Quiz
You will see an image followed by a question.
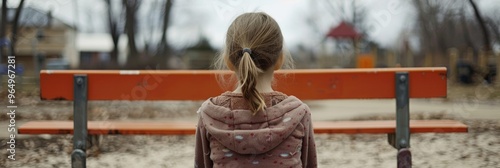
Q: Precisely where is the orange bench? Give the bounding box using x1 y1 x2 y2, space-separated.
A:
18 68 467 168
19 120 466 135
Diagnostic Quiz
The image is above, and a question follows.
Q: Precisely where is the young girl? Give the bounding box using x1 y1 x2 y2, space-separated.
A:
195 12 317 168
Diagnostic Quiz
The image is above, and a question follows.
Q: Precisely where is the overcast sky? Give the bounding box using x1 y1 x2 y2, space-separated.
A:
4 0 500 51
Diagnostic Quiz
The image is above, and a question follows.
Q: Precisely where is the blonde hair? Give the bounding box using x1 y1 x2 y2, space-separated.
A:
214 12 294 115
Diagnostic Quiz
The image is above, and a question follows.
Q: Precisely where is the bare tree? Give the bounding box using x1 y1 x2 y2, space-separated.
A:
141 0 160 57
410 0 500 69
1 0 7 61
9 0 25 56
105 0 122 67
324 0 368 35
123 0 141 68
413 0 449 56
154 0 173 69
468 0 492 52
411 0 481 66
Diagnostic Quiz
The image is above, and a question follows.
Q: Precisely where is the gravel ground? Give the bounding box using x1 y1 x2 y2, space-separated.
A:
1 119 499 168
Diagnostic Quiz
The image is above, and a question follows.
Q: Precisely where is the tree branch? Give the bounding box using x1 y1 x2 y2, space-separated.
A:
468 0 492 51
10 0 25 56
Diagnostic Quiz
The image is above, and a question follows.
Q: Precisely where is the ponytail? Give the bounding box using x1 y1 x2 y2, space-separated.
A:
237 50 266 115
218 12 286 114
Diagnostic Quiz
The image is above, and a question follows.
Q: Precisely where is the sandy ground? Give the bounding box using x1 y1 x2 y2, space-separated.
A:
1 85 499 168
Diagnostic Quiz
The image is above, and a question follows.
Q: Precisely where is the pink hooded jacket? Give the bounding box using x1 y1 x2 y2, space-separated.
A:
195 91 317 168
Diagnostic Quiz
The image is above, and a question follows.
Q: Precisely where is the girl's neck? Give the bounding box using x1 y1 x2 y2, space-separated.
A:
233 69 274 93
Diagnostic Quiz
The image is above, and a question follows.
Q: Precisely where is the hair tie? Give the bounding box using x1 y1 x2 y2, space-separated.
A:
242 48 252 55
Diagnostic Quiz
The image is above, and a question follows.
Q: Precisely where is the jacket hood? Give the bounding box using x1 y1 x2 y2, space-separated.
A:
198 96 308 155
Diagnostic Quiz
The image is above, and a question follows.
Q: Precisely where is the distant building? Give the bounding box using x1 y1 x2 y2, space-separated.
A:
4 7 77 75
183 37 217 69
325 21 376 68
76 33 128 69
326 21 362 39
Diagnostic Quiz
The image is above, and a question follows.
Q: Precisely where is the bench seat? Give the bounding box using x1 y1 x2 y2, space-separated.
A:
18 120 468 135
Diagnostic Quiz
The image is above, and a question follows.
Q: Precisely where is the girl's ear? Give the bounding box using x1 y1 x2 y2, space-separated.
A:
226 58 236 71
274 52 284 70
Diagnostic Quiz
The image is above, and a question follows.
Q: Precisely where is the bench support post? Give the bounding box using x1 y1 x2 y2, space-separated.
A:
395 72 410 149
72 75 88 168
393 72 411 168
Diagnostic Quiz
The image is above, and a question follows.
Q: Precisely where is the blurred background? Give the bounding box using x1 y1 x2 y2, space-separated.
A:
0 0 499 87
1 1 499 167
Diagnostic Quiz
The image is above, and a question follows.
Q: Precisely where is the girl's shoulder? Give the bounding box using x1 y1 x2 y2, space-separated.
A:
219 91 288 97
211 91 288 109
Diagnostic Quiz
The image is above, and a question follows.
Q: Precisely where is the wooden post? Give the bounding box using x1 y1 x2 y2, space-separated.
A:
352 38 360 68
424 53 433 67
372 45 378 67
406 50 414 67
387 51 395 67
449 48 458 81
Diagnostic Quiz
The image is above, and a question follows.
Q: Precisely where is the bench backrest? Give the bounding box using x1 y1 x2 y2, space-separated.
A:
40 67 447 101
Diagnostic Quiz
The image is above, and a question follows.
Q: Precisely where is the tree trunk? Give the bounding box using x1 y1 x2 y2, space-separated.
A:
10 0 25 56
105 0 120 68
460 10 476 52
424 0 446 58
413 0 435 54
124 0 139 69
155 0 173 69
468 0 492 52
1 0 7 61
469 0 492 77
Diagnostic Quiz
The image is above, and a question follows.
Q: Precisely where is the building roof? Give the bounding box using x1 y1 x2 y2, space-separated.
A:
7 7 75 29
326 21 361 39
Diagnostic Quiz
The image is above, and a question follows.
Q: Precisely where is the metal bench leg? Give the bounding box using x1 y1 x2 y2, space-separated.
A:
398 148 412 168
72 149 86 168
392 72 412 168
72 75 88 168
